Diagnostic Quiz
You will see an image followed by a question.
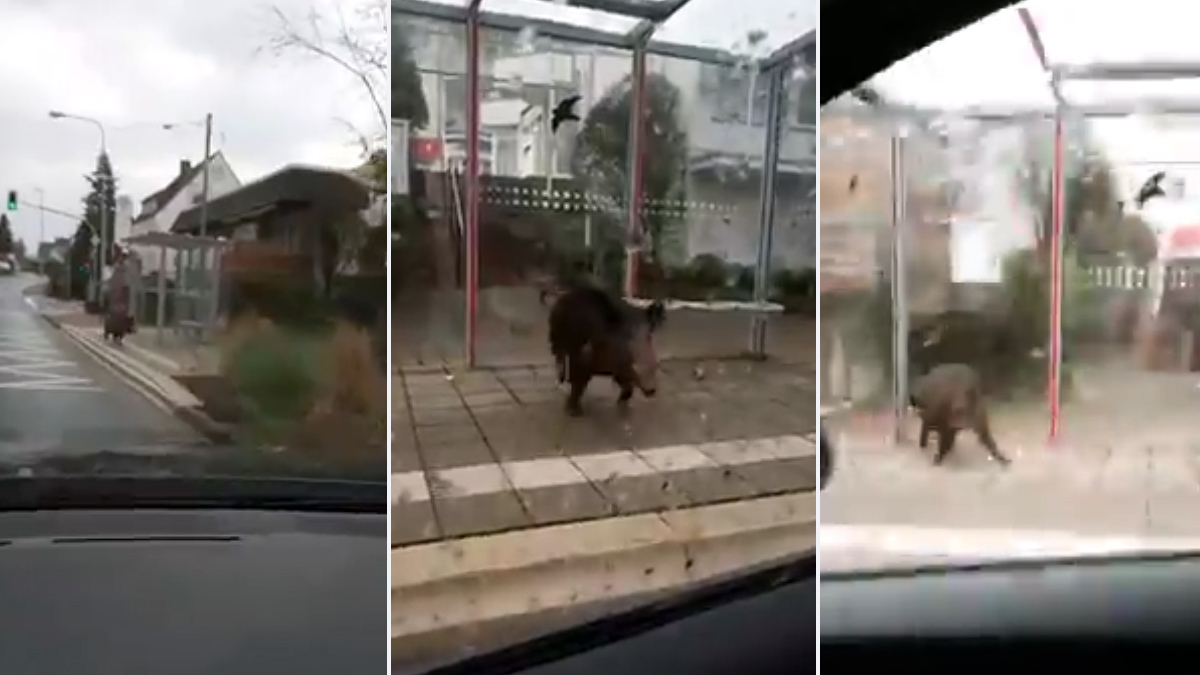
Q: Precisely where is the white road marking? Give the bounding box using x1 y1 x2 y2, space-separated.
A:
392 434 816 505
0 323 102 393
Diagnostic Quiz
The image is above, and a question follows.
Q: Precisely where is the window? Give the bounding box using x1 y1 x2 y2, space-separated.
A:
702 64 770 126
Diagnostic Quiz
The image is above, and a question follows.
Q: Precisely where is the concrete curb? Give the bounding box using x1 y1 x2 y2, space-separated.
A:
390 491 816 662
44 316 234 443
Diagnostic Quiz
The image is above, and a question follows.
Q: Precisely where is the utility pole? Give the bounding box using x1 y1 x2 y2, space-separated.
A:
36 188 44 276
200 113 213 237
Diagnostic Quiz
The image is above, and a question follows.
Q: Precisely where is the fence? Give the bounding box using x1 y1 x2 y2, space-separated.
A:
392 0 816 369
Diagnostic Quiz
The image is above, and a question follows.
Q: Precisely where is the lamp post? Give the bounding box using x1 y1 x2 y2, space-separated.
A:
49 111 109 303
163 113 213 237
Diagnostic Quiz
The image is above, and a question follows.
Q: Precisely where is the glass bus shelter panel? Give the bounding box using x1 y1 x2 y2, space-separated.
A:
472 28 636 367
394 15 470 368
897 114 1056 439
818 102 896 416
634 54 771 361
1050 108 1200 445
763 65 817 366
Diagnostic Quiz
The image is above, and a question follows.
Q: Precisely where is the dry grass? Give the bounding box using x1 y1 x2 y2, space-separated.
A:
311 321 387 418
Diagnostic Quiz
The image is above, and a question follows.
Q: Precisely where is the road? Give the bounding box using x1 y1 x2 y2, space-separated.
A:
0 275 202 458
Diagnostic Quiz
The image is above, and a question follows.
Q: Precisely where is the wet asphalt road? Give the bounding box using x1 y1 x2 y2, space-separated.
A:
0 275 202 459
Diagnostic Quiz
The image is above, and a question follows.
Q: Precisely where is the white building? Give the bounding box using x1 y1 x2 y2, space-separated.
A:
126 153 241 275
406 22 817 270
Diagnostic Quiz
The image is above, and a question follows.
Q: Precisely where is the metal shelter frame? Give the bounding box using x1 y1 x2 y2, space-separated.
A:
123 231 228 346
394 0 816 366
881 8 1200 443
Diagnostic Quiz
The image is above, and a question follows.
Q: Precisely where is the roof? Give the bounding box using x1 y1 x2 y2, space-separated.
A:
132 153 221 225
170 164 373 234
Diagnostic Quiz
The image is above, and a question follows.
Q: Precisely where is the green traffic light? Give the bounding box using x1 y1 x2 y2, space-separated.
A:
5 191 16 212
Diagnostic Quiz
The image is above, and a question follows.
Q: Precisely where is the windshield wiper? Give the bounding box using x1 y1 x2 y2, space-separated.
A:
0 476 386 514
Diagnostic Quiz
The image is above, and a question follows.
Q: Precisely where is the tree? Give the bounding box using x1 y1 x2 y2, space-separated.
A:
1019 144 1157 265
67 221 94 300
393 20 428 130
0 214 13 256
81 152 117 265
571 73 689 272
264 0 390 151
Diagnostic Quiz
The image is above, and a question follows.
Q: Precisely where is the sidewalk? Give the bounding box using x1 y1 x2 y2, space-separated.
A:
392 358 819 545
391 355 819 659
33 301 219 377
822 403 1200 570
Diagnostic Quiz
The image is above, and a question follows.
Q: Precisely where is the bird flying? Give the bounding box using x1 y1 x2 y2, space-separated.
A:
551 95 582 133
1134 171 1167 209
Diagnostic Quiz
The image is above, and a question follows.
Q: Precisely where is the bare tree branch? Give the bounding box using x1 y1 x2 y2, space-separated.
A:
261 0 388 149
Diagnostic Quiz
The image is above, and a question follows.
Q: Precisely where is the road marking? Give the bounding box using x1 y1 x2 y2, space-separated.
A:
0 325 102 393
392 434 816 505
820 524 1200 562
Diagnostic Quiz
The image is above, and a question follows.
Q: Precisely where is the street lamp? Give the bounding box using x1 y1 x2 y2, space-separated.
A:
49 110 109 303
162 113 214 238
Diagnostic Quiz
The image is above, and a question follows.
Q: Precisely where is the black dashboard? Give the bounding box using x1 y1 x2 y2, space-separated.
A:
822 552 1200 656
0 508 386 674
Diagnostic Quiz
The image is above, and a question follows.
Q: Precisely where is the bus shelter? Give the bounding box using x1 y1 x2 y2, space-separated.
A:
393 0 817 367
828 5 1200 444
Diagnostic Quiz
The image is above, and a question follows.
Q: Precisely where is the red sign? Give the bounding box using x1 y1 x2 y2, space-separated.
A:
412 138 442 164
1167 224 1200 258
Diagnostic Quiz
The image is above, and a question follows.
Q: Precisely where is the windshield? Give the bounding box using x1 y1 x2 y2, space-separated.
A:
821 0 1200 573
0 1 387 487
392 0 815 667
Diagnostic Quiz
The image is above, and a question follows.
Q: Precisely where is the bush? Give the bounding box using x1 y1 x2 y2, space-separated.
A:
686 253 729 290
220 315 321 431
228 277 330 329
331 273 385 328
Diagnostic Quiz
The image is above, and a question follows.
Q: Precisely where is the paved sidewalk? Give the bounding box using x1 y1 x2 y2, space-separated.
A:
29 301 218 376
392 358 818 545
821 416 1200 570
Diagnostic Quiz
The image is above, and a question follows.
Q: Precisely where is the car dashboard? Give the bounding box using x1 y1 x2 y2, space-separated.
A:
0 508 385 674
822 551 1200 659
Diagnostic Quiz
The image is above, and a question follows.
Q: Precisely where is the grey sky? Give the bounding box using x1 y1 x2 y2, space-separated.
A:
869 0 1200 207
425 0 815 58
0 0 381 246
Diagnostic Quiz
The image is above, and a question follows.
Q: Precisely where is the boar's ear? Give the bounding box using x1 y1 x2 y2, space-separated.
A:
645 300 666 332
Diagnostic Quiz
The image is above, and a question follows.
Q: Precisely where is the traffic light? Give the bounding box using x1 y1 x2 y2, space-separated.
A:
5 191 15 212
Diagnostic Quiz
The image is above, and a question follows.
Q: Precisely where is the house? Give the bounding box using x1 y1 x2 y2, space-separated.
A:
170 163 374 296
406 22 817 271
126 153 241 275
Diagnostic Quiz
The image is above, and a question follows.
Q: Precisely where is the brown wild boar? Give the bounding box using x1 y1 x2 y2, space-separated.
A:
909 363 1011 466
548 284 666 416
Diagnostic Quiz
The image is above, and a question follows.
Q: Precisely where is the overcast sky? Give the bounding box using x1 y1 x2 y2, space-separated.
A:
869 0 1200 206
0 0 382 247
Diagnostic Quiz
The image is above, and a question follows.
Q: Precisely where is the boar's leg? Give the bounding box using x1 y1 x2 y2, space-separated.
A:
614 372 635 410
918 418 931 448
973 412 1011 466
932 426 957 465
565 353 592 416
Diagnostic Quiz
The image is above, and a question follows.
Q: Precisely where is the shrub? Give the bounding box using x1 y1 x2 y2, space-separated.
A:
219 314 321 431
686 253 729 290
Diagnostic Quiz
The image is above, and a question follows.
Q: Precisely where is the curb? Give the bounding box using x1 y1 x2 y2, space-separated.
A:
44 316 234 444
390 490 816 662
